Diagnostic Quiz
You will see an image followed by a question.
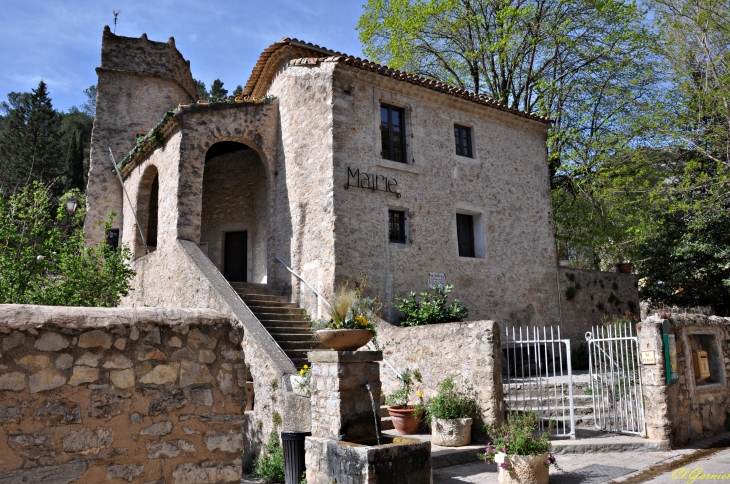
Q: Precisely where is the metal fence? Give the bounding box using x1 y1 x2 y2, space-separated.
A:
585 324 646 436
503 326 575 439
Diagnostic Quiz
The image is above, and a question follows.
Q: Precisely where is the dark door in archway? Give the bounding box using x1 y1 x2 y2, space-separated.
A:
224 231 247 282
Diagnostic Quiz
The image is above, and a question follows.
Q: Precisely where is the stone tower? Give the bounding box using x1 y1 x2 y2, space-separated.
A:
84 26 196 245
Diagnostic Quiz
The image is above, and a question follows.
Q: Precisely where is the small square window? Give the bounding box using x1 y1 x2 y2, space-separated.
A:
389 210 407 244
454 124 473 158
456 214 475 257
381 104 407 163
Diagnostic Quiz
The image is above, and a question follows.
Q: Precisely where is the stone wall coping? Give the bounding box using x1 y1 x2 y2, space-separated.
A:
307 350 383 363
0 304 231 330
642 314 730 328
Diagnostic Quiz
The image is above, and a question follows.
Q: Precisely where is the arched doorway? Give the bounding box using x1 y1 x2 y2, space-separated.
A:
135 165 159 258
200 141 268 283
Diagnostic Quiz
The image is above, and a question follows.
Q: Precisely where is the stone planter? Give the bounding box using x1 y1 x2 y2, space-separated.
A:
431 417 473 446
290 374 310 397
495 453 549 484
315 329 372 351
387 406 421 435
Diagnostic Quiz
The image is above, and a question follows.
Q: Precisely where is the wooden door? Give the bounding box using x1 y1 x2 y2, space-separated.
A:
224 231 247 282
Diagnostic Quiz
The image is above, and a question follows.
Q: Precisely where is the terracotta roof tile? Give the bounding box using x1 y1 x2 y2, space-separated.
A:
244 38 550 124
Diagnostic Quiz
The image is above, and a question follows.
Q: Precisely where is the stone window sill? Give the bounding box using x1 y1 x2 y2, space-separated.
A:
693 382 725 392
376 157 423 174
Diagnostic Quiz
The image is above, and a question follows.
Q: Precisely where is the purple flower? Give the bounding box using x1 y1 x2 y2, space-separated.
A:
486 460 491 464
499 462 508 470
502 447 506 453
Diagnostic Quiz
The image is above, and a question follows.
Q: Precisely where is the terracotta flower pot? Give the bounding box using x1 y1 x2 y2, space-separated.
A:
616 262 633 273
432 417 473 446
315 329 372 351
495 453 549 484
387 406 421 435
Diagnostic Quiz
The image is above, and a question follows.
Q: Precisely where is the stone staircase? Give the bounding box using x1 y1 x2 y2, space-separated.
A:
503 378 600 429
230 282 328 369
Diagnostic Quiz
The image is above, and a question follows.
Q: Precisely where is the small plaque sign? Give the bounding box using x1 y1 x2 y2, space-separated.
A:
641 351 656 365
428 272 446 289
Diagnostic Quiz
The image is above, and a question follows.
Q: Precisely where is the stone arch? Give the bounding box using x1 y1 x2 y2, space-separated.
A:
200 140 269 283
135 164 159 258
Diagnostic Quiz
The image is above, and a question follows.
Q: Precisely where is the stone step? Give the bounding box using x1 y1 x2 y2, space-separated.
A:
242 295 291 304
278 341 328 351
255 313 309 322
504 405 595 417
284 349 320 359
245 299 298 308
503 395 595 406
379 405 390 418
267 328 314 336
248 306 304 316
269 333 319 341
234 287 280 297
291 358 309 369
260 321 312 329
380 416 394 431
230 282 277 290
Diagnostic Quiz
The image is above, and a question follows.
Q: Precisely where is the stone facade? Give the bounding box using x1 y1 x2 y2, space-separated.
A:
557 268 640 342
375 320 503 438
0 305 247 483
638 314 730 446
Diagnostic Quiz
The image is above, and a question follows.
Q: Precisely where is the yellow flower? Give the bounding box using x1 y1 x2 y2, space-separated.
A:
299 369 304 375
355 315 369 326
418 390 423 399
303 364 309 370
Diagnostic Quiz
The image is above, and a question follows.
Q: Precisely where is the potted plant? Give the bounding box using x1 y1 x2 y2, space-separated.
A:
311 282 378 351
290 364 310 397
426 376 477 447
479 411 560 484
385 368 424 435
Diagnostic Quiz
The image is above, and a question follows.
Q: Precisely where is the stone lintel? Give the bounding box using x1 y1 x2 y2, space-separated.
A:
307 350 382 363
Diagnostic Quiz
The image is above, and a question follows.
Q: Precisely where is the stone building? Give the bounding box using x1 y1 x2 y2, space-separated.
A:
86 27 562 328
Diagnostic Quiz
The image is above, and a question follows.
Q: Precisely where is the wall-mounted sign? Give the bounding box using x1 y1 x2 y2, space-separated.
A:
641 351 656 365
345 167 401 198
428 272 446 289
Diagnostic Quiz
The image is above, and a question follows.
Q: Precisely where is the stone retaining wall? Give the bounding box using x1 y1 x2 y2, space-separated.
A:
0 305 248 483
375 320 503 439
639 314 730 446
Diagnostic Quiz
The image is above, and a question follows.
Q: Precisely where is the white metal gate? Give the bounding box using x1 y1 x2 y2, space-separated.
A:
585 324 646 436
503 326 575 438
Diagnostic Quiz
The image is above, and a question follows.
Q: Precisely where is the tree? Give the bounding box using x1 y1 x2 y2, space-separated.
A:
195 79 210 101
233 85 243 96
209 79 228 100
0 183 135 307
65 130 85 191
0 81 62 192
358 0 658 267
82 85 97 117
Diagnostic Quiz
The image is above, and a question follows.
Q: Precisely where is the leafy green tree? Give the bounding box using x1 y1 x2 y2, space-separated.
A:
82 85 97 117
194 79 210 101
209 79 228 100
0 183 135 307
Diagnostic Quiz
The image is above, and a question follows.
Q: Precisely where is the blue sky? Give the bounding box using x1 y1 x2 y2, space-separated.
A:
0 0 366 112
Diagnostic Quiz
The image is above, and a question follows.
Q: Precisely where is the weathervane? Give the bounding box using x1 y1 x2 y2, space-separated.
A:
113 11 121 34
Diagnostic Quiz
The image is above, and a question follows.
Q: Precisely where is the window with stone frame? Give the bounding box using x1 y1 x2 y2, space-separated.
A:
380 104 407 163
456 213 475 257
454 124 473 158
389 209 407 244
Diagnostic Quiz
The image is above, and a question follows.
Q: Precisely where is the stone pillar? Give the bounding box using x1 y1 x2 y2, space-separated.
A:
637 320 671 443
309 350 382 443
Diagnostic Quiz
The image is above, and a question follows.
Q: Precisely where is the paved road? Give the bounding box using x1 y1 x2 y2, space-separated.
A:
641 447 730 483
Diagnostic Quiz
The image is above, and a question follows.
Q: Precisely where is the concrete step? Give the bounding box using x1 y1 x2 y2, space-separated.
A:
234 287 280 297
260 321 312 329
269 333 319 341
245 300 298 309
503 395 595 406
380 416 394 431
504 405 595 417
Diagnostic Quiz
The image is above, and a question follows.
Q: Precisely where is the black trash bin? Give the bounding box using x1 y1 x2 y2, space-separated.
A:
281 431 311 484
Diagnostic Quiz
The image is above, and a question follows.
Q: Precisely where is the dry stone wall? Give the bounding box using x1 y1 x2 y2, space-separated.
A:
376 320 503 439
558 268 640 342
639 314 730 447
0 305 248 484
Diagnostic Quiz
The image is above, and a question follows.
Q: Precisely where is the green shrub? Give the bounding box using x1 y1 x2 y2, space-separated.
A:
251 431 285 483
395 284 468 327
425 376 476 422
479 411 559 470
384 368 422 410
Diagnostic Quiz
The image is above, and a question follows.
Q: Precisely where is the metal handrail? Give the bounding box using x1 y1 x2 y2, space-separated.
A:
274 256 402 381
